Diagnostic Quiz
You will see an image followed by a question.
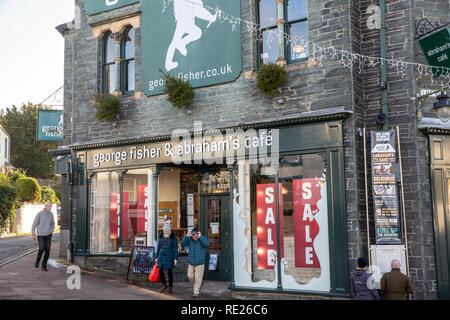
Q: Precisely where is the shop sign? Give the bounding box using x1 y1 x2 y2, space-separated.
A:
84 0 140 15
136 185 149 234
256 184 284 269
128 246 155 275
36 110 63 141
418 27 450 77
86 129 277 170
292 179 323 268
141 0 242 96
110 192 129 239
371 130 401 244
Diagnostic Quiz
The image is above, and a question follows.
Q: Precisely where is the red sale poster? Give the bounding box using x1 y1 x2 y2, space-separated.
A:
110 192 129 239
293 179 322 268
136 185 149 234
256 183 284 269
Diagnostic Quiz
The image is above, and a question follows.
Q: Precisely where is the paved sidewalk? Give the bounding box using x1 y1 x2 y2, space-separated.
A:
0 237 233 300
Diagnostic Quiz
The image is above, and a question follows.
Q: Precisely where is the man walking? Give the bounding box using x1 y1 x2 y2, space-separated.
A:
180 228 209 298
31 202 55 271
380 259 414 300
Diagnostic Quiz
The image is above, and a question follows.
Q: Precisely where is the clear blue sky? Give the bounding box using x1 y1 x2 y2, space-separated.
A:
0 0 74 111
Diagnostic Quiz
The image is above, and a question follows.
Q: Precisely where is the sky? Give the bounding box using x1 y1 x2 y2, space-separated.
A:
0 0 74 111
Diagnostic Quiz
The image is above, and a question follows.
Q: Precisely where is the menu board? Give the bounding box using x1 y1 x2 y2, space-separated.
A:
371 130 401 244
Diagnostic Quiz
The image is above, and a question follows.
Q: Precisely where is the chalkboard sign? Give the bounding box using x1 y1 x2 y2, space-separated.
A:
126 246 155 280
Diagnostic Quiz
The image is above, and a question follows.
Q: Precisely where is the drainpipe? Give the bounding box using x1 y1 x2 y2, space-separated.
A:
380 0 388 130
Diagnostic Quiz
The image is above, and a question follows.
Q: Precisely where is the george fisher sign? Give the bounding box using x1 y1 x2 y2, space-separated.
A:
84 0 140 15
36 110 63 141
418 27 450 77
141 0 242 96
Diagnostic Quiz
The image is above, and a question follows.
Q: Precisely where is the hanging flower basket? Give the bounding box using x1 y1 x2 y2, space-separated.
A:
92 93 121 122
160 69 195 112
256 62 287 96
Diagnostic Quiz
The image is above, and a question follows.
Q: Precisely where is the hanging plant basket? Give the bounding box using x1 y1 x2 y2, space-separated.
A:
256 62 287 96
160 69 195 112
92 93 121 122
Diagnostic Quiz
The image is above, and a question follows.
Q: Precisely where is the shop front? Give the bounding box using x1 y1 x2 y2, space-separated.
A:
71 114 350 296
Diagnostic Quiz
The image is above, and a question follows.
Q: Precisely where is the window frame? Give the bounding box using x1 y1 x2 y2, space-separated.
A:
120 26 136 95
102 31 115 94
284 1 308 64
256 0 309 67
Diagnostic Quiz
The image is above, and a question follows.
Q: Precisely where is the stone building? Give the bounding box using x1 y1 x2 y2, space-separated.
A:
53 0 450 299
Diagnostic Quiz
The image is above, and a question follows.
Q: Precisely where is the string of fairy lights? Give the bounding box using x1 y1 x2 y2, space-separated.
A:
162 0 450 88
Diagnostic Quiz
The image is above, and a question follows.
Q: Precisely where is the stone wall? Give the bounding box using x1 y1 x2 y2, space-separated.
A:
58 0 448 299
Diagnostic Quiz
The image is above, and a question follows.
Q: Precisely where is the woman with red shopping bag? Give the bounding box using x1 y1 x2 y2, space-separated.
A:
154 221 178 294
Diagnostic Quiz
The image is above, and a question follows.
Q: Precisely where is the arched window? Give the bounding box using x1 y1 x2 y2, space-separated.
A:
122 27 135 93
102 31 116 94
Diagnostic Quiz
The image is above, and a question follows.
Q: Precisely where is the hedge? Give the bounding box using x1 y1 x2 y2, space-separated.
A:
15 177 41 203
0 185 17 232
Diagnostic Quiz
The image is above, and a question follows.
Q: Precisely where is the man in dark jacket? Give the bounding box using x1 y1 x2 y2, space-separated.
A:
350 257 380 300
380 259 414 300
180 228 210 298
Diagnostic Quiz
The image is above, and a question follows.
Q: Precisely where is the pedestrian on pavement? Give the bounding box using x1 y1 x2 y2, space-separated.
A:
155 221 178 294
380 259 414 300
31 202 55 271
180 228 210 298
350 257 379 300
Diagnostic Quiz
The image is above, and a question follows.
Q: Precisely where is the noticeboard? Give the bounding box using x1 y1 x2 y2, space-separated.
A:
126 246 155 280
418 27 450 77
371 130 401 244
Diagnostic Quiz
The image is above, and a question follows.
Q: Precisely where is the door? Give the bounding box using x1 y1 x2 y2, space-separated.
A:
200 194 231 281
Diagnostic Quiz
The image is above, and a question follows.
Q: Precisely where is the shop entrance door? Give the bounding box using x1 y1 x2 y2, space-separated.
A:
199 194 231 281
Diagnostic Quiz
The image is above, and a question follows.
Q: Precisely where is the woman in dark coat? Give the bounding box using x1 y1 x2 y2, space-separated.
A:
155 221 178 293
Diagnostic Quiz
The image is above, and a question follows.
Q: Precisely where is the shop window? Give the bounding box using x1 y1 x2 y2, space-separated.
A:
90 171 119 253
123 169 150 252
257 0 308 64
234 153 330 291
102 32 116 94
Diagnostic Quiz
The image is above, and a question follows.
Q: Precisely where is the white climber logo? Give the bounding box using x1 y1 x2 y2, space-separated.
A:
105 0 119 6
165 0 217 72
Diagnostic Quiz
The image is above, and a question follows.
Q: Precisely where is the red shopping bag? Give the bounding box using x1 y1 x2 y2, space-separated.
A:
148 264 160 282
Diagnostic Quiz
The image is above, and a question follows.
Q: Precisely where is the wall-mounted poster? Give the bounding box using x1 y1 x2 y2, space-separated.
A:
141 0 242 96
371 130 401 244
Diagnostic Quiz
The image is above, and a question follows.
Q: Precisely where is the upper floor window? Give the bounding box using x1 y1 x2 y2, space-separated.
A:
102 31 116 94
257 0 308 64
122 27 135 93
102 26 135 95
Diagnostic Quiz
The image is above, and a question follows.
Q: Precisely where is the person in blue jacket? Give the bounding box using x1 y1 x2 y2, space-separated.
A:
155 221 178 294
350 257 380 300
180 228 210 298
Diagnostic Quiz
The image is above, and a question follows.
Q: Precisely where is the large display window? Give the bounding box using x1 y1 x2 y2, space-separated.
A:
234 153 331 292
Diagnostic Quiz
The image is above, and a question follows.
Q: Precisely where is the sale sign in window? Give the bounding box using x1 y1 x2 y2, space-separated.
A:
136 185 149 234
293 179 323 268
256 184 284 269
110 192 129 239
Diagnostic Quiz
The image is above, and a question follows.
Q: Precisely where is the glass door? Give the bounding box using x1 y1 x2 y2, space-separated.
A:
200 194 231 281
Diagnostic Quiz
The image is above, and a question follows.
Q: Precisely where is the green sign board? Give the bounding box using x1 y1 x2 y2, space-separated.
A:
84 0 140 15
141 0 242 96
37 110 63 141
418 27 450 77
